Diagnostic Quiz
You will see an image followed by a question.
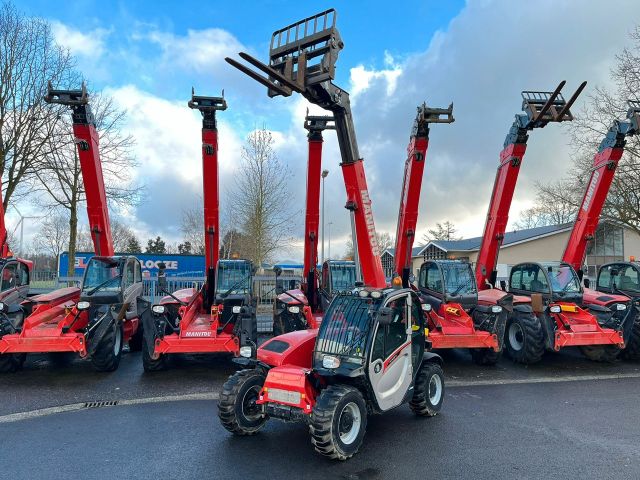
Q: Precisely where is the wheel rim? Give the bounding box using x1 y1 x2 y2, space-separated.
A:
508 322 524 351
113 326 122 355
241 385 262 421
429 374 443 405
338 402 361 445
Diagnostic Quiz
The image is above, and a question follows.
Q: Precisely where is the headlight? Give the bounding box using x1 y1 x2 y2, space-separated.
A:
322 355 340 369
549 305 561 313
152 305 166 315
421 303 432 312
232 306 242 314
358 290 369 298
77 301 91 311
491 305 502 314
0 302 6 312
370 291 382 299
616 303 627 311
288 306 300 314
239 346 252 358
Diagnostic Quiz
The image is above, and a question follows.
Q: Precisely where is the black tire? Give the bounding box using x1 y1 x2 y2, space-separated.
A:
504 311 545 364
142 329 169 372
272 315 285 337
621 319 640 361
580 345 621 363
310 385 368 460
90 322 123 372
128 321 144 352
410 362 445 416
218 369 267 435
0 353 24 373
469 348 500 366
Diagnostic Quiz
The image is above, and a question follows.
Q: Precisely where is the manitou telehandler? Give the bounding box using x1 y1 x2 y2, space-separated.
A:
223 8 444 460
273 113 361 335
473 81 629 364
140 91 257 371
0 83 144 373
390 102 507 364
557 100 640 361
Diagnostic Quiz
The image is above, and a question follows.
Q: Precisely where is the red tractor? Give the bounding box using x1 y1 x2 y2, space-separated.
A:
223 9 442 459
0 83 144 372
140 91 258 371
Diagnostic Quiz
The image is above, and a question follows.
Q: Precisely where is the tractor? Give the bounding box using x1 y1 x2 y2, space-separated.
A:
218 286 444 460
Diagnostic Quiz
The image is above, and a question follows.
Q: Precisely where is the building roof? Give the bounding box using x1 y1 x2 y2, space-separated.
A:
383 223 574 257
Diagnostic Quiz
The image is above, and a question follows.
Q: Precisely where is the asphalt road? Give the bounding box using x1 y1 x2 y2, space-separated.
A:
1 377 639 480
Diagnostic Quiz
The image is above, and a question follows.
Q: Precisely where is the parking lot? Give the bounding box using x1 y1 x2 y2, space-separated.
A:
1 348 639 479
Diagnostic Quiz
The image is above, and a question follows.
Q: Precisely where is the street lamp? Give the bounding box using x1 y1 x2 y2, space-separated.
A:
321 169 329 264
327 221 333 260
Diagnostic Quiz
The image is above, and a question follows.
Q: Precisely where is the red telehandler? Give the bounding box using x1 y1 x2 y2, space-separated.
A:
558 100 640 361
223 8 444 460
0 83 144 373
272 113 360 335
473 82 628 364
140 91 258 371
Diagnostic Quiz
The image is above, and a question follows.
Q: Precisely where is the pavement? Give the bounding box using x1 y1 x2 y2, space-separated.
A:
1 348 640 479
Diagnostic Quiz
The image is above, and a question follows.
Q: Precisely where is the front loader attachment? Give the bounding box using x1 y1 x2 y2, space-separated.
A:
518 81 586 130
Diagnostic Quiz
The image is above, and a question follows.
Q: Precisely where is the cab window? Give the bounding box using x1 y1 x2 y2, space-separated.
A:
509 266 522 290
597 266 612 291
1 263 17 291
18 263 29 286
420 263 442 293
123 260 135 290
372 296 409 362
134 261 142 283
618 265 640 292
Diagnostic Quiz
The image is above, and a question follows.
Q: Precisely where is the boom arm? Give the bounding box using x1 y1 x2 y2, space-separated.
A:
394 103 454 287
188 89 227 308
562 100 640 271
44 82 114 257
303 113 335 309
226 9 386 287
475 81 586 289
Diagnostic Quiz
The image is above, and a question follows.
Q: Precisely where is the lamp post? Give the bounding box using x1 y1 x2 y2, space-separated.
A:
327 221 333 260
320 169 329 263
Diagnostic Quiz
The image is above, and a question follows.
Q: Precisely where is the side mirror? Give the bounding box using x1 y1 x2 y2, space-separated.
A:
583 278 591 289
157 262 168 291
500 280 507 291
377 307 394 325
408 273 416 284
273 266 282 278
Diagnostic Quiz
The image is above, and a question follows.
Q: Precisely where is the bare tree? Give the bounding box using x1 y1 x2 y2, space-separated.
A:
531 26 640 234
422 221 460 243
0 2 75 208
111 220 139 253
180 204 205 254
33 92 141 276
33 213 69 257
229 129 292 266
376 232 395 253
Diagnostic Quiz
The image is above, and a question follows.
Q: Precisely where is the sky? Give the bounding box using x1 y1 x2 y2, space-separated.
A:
9 0 640 261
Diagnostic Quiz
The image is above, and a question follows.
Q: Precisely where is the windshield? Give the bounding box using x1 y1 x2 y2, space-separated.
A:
314 294 382 363
81 258 121 295
548 265 581 293
331 264 356 291
216 261 251 295
442 262 476 296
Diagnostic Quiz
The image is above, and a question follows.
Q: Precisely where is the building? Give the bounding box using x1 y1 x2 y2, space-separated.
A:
381 221 640 282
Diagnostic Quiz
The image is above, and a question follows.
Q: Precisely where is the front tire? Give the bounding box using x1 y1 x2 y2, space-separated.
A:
0 353 25 373
621 318 640 361
410 362 445 416
90 321 123 372
128 322 144 352
504 312 545 364
218 369 267 435
580 345 621 363
142 330 169 372
310 385 367 460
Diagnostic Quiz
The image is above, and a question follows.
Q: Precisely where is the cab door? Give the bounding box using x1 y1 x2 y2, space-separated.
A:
122 258 143 320
368 292 413 411
0 261 21 304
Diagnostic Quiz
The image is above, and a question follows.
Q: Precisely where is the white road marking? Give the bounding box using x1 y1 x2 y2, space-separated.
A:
1 373 639 424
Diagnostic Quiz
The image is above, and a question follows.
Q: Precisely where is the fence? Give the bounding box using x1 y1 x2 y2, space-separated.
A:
31 272 303 333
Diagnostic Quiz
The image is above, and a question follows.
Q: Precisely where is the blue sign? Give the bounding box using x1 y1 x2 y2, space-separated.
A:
58 252 206 278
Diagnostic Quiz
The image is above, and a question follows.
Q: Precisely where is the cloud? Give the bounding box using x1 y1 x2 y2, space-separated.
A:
50 20 110 58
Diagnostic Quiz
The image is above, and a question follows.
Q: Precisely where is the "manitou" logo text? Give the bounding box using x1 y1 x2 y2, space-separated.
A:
582 170 600 212
360 190 379 257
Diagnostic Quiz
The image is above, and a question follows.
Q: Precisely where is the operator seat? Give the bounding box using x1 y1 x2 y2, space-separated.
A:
530 279 545 293
618 275 634 290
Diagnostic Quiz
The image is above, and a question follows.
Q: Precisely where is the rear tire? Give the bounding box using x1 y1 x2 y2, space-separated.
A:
142 330 169 372
310 385 367 460
218 369 267 435
410 362 444 416
469 348 500 366
0 353 24 373
504 312 545 364
580 345 621 363
621 318 640 361
90 322 123 372
128 322 144 352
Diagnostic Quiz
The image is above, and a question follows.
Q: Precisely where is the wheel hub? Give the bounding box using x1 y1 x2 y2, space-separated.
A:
338 402 361 445
429 374 443 405
508 322 524 351
241 386 261 420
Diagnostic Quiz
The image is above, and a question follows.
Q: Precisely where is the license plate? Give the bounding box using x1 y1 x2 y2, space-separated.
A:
268 388 301 404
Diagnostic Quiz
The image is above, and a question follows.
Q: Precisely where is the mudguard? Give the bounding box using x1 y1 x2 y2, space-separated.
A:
422 351 443 366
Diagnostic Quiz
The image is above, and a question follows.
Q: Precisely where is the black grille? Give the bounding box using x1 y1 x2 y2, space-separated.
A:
262 340 290 353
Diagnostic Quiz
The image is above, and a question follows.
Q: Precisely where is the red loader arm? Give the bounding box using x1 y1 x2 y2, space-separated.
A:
394 103 454 287
226 9 387 288
562 100 640 271
475 81 586 289
44 82 114 257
